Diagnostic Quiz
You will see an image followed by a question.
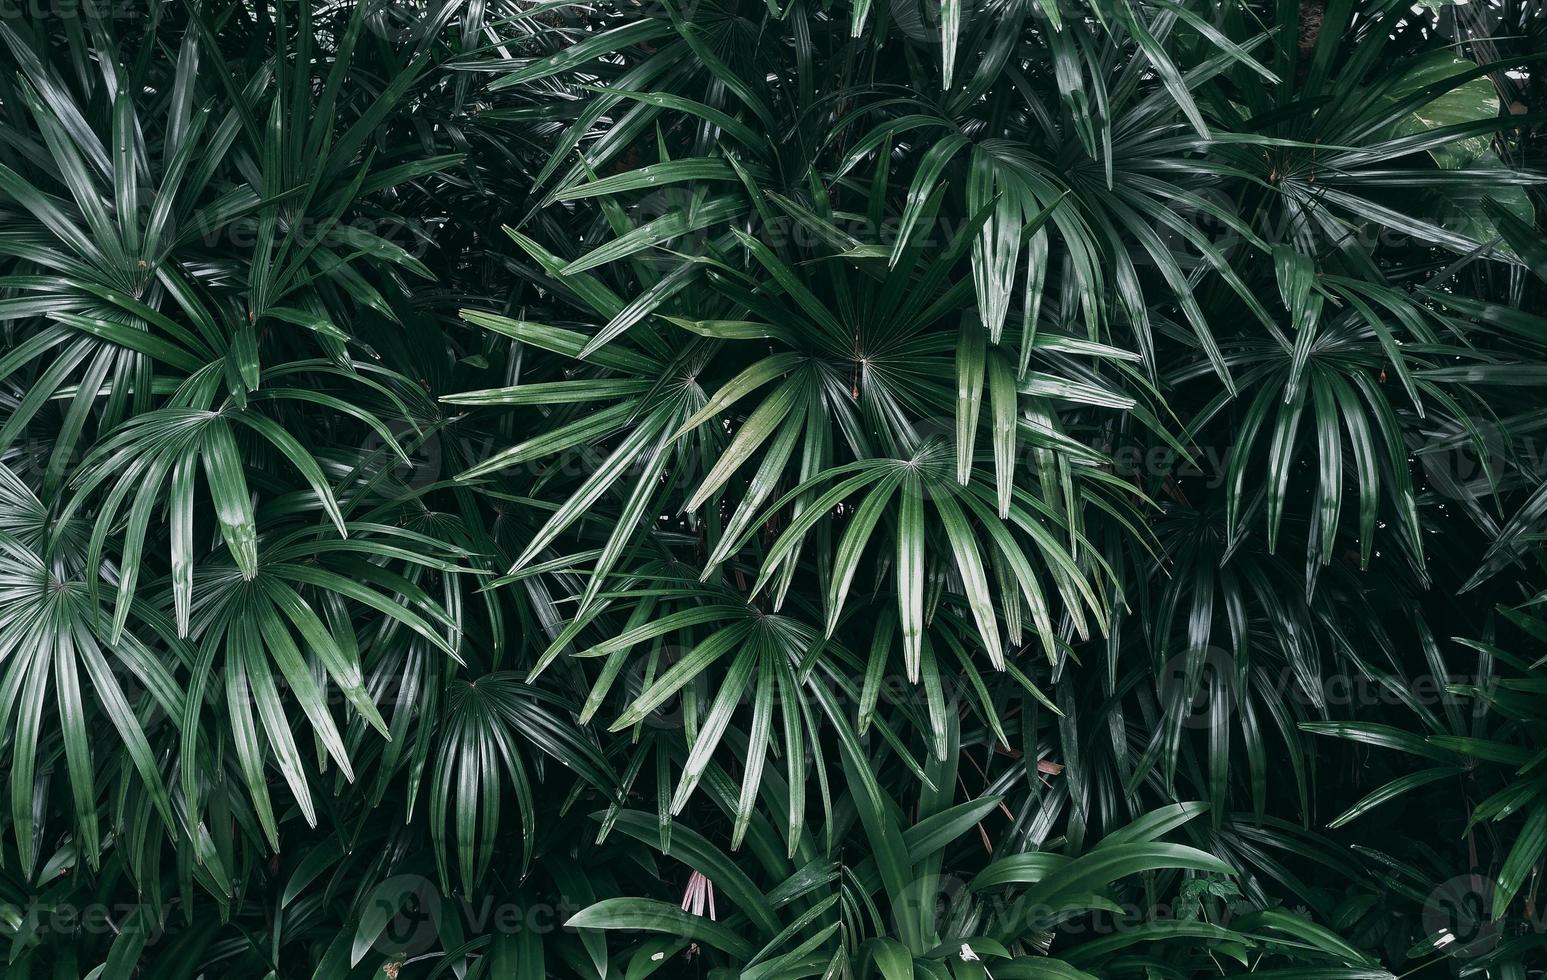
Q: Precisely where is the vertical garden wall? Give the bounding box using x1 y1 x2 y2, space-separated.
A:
1 0 1546 976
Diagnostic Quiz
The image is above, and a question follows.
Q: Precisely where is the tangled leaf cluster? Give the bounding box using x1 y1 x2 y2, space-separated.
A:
2 0 1547 977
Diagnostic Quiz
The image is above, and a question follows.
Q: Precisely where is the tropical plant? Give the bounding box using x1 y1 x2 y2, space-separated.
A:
1 0 1546 977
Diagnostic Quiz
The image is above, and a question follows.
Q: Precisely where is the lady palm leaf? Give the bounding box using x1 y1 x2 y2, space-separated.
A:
175 522 465 845
0 468 181 877
430 672 615 892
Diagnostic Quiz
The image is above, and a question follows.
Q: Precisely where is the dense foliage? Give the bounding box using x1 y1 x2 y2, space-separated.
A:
1 0 1546 976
